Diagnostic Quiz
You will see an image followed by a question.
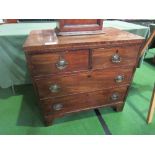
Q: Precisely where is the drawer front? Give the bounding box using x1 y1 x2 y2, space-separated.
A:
30 49 89 76
92 45 140 69
35 67 133 99
40 86 127 116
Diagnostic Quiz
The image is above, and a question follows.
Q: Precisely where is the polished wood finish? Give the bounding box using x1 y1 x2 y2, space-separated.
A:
4 19 18 23
56 19 103 35
92 45 140 69
23 27 144 126
35 67 133 99
23 28 144 52
40 86 127 116
30 49 89 76
147 83 155 124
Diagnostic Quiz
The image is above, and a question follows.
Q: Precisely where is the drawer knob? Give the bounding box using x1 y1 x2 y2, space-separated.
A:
112 54 121 63
115 75 124 83
49 84 60 93
111 93 119 101
56 58 68 70
53 103 63 111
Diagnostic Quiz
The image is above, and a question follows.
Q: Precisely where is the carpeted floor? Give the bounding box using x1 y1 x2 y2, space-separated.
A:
99 48 155 135
0 49 154 135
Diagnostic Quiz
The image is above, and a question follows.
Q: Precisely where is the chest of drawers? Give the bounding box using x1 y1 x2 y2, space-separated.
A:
23 28 144 126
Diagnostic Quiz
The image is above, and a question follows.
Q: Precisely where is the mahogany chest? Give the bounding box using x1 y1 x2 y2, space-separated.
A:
23 27 144 126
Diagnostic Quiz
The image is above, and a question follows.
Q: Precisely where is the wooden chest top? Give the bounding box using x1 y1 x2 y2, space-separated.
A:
23 27 144 52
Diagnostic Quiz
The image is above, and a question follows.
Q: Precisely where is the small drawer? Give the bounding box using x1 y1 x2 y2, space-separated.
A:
40 86 128 116
29 49 89 76
92 45 140 69
35 67 133 99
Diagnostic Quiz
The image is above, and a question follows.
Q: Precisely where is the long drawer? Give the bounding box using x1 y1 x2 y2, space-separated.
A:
35 67 133 99
92 45 140 69
40 86 128 116
29 49 89 76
